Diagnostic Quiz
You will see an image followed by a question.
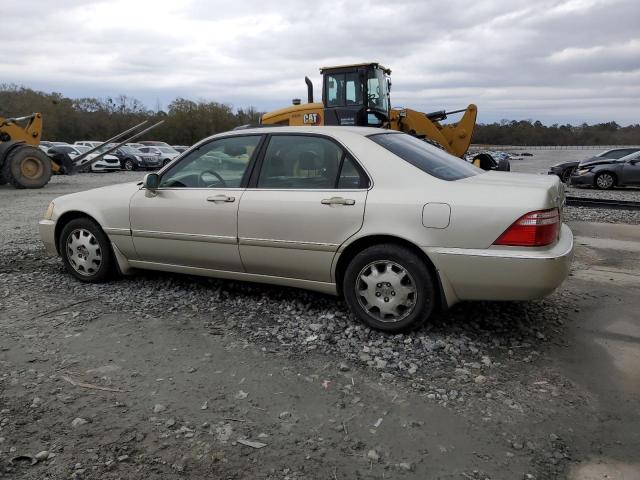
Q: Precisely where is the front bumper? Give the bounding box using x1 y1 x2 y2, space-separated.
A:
426 223 574 305
39 219 57 256
570 173 595 186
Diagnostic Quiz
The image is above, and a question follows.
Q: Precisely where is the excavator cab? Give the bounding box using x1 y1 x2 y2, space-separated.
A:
320 63 391 127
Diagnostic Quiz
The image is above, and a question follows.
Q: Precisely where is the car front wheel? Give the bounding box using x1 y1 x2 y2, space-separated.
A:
59 218 114 283
124 159 136 171
343 244 436 332
561 167 575 183
595 172 615 190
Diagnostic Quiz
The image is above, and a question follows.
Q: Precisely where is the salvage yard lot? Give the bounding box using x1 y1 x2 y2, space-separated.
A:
1 158 639 479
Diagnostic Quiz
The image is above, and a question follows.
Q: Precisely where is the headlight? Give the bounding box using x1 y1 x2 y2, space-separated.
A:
44 201 55 220
576 168 592 176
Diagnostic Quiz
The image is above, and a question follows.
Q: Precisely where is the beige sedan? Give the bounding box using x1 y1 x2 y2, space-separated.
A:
39 126 574 332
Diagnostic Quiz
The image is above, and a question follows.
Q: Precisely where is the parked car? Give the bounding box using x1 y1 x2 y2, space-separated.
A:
47 145 120 172
137 146 180 166
39 126 573 332
39 141 53 154
172 145 189 153
108 144 163 171
570 150 640 189
548 147 640 183
74 141 104 149
139 141 171 148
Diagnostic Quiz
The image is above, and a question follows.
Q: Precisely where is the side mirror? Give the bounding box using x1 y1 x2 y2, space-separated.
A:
143 173 159 191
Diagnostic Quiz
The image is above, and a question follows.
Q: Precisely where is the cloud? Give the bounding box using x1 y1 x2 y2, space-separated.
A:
1 0 639 124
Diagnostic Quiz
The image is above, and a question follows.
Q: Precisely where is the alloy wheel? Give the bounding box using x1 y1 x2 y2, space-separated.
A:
596 173 614 189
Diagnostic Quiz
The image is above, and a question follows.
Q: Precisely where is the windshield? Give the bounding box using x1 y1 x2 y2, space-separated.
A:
75 146 90 153
368 133 482 181
367 68 389 113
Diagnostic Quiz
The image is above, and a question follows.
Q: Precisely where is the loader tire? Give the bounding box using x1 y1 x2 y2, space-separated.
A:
0 172 6 186
2 146 52 189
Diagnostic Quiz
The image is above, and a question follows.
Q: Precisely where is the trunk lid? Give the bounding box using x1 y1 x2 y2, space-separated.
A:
462 171 565 209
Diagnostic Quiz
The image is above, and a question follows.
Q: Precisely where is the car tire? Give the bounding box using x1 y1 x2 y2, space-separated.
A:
59 217 114 283
595 172 615 190
497 158 511 172
561 167 575 183
343 244 436 332
124 159 136 171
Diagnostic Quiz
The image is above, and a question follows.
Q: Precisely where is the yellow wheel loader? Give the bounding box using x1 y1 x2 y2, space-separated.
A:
261 63 507 170
0 114 165 189
0 113 58 188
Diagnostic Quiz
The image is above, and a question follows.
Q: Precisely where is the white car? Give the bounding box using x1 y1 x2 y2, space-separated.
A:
39 127 573 332
74 141 103 149
48 144 120 172
137 146 180 166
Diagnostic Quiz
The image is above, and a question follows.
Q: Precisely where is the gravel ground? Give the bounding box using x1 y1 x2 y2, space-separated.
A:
1 169 638 479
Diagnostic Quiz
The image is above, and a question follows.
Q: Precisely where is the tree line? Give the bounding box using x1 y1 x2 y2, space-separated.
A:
0 84 261 145
1 84 638 146
473 119 640 146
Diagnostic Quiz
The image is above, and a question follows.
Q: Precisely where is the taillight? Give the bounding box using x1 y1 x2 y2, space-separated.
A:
494 208 560 247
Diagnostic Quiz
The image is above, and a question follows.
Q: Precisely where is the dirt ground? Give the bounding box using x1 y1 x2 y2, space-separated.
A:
1 164 639 479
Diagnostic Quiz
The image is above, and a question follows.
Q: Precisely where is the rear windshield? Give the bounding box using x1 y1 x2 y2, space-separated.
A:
368 133 482 181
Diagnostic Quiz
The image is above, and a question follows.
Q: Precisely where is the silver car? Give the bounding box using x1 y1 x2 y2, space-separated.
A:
39 127 573 332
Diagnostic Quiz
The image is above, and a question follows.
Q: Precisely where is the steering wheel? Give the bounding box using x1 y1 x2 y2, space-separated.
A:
199 170 227 188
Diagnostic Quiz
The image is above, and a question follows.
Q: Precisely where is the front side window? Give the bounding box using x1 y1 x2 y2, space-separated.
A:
159 135 260 188
257 135 368 189
369 133 482 181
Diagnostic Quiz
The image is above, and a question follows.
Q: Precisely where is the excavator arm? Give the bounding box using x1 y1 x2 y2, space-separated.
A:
389 104 477 158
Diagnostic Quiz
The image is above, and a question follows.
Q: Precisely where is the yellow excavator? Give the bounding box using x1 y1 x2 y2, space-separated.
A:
261 62 506 169
0 113 60 188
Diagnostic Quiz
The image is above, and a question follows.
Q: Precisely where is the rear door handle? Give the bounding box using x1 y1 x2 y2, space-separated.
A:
321 197 355 206
207 194 235 203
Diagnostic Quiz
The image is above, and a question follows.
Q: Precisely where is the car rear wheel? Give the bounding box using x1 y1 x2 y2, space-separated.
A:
59 218 114 283
124 159 136 171
595 172 615 190
343 244 435 332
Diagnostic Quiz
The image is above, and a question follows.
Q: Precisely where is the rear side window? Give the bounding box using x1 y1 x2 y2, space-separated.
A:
257 135 369 189
368 133 482 181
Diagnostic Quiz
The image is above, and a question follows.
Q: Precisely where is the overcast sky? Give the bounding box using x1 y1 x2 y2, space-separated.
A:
2 0 639 124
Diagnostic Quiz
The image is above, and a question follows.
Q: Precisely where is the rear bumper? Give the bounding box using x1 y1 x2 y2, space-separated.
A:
39 219 58 256
426 224 574 305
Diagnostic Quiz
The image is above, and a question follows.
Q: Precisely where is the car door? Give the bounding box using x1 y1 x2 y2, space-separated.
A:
621 153 640 185
129 134 263 271
238 134 369 282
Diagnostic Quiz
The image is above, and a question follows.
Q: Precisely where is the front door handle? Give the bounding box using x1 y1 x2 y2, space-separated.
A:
321 197 355 206
207 194 235 203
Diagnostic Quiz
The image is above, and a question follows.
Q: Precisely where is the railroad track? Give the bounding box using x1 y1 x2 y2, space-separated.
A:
566 196 640 211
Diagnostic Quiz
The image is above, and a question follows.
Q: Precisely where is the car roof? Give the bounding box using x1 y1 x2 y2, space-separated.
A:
215 125 398 138
600 147 640 155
